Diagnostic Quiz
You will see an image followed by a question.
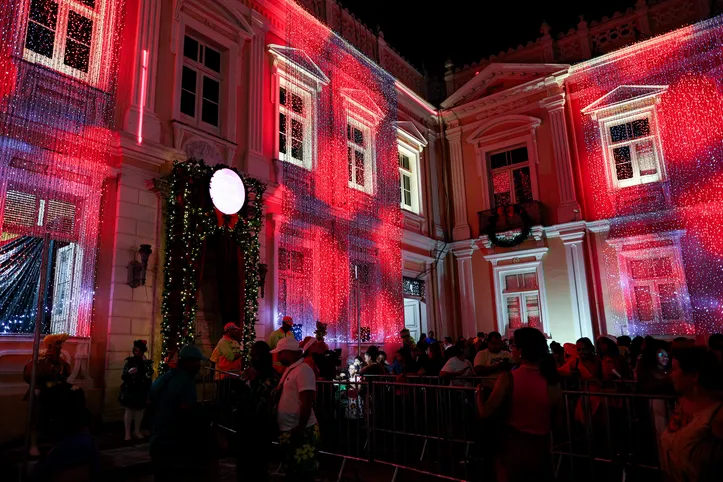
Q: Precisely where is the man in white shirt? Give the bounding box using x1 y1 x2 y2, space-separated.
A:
272 336 319 481
473 331 511 377
440 343 475 387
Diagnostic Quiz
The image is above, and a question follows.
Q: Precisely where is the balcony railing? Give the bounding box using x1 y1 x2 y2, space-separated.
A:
478 200 543 235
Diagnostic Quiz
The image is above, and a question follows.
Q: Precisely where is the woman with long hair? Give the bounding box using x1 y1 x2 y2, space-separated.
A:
476 327 561 482
660 347 723 481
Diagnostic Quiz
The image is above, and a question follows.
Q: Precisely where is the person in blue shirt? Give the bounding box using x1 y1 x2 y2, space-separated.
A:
426 330 437 345
148 345 209 482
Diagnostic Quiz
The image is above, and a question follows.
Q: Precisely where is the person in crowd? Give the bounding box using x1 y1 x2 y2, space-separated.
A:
360 346 386 375
476 327 561 482
400 328 416 350
269 317 296 373
617 335 632 368
443 336 455 359
418 333 427 346
440 342 475 386
272 336 320 482
413 341 430 374
636 338 673 393
562 343 576 363
238 341 279 482
660 346 723 481
630 336 645 371
597 336 629 382
426 331 437 344
119 339 153 441
377 351 393 373
210 323 243 379
473 331 511 377
30 393 98 482
391 348 417 375
709 333 723 366
23 333 72 456
559 337 600 382
301 338 323 378
475 332 487 351
148 345 211 482
419 341 446 376
550 341 565 367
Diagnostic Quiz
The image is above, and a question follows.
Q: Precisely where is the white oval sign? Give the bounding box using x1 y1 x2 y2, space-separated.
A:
209 169 246 215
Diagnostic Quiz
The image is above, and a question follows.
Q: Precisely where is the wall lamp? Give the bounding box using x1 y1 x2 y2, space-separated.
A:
128 244 153 288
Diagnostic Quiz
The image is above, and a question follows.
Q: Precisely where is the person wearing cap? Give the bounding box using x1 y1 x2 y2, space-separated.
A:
119 339 153 440
210 323 243 380
269 316 296 374
272 336 320 481
148 345 209 481
23 333 72 456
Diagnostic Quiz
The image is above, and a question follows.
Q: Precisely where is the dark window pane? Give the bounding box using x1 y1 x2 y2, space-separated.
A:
404 190 411 206
348 147 353 182
279 132 287 156
64 39 90 72
25 22 55 58
291 119 303 141
513 166 533 203
67 11 92 44
202 76 219 103
634 286 654 321
610 123 631 143
400 154 410 171
183 36 198 60
182 66 196 91
355 150 365 185
204 47 221 72
346 124 351 140
494 192 511 207
614 146 633 180
180 90 195 117
490 152 507 169
291 94 303 114
279 249 289 270
280 87 287 106
631 118 650 138
201 99 218 126
279 112 287 133
659 284 681 320
353 128 364 146
80 0 96 7
509 146 528 164
291 139 303 160
30 0 58 28
291 252 304 273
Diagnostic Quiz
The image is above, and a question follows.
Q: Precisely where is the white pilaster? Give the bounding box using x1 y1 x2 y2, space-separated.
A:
123 0 162 142
547 222 594 341
269 212 285 337
247 15 268 175
451 241 478 337
447 128 470 240
426 133 445 239
433 241 450 335
540 93 581 223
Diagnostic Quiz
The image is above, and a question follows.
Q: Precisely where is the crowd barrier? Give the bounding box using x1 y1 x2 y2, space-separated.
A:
200 367 676 482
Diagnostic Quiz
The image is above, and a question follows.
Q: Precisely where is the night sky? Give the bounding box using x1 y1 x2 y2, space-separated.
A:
338 0 637 75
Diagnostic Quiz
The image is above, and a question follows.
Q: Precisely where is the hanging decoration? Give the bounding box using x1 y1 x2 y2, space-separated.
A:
159 159 265 372
0 0 126 336
568 15 723 336
486 205 533 248
275 1 404 344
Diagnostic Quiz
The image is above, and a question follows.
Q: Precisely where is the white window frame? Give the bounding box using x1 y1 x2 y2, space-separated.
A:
179 33 223 134
347 116 375 194
488 143 536 208
19 0 111 88
277 77 315 170
599 108 665 189
485 248 550 338
398 143 420 214
613 234 691 329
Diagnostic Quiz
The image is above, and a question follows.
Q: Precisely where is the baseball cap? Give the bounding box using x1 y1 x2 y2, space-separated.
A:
178 345 208 361
302 338 317 353
271 336 303 354
224 322 239 332
282 316 294 326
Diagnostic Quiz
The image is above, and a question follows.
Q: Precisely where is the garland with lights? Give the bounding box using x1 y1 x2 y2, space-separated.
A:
159 159 265 372
486 205 533 248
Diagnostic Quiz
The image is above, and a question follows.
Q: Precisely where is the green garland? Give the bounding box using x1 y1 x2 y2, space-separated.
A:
159 159 265 372
486 204 532 248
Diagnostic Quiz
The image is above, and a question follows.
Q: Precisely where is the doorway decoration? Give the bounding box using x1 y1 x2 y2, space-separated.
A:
159 159 265 372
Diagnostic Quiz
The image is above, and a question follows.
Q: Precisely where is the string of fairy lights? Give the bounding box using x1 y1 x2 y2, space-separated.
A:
158 160 265 372
0 0 125 336
275 1 404 344
570 15 723 336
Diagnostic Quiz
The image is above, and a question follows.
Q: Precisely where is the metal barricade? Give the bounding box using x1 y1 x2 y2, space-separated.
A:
201 367 244 434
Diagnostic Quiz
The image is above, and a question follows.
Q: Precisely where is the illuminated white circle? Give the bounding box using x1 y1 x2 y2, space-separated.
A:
209 169 246 215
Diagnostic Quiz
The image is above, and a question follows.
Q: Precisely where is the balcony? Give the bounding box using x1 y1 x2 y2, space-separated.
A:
478 201 543 235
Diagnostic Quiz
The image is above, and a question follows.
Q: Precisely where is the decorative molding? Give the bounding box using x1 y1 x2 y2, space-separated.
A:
483 246 549 266
544 221 587 241
466 114 541 145
586 219 611 233
449 135 470 241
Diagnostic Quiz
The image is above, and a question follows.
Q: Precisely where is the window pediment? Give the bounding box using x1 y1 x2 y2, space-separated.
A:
395 121 427 151
581 85 668 119
466 115 541 145
269 45 329 89
341 88 384 125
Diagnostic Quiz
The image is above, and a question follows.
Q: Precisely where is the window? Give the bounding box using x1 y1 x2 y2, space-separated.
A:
181 35 222 129
605 114 662 187
627 256 684 324
278 83 312 168
23 0 106 84
347 118 374 193
489 146 533 207
398 146 420 213
501 271 543 332
278 247 310 324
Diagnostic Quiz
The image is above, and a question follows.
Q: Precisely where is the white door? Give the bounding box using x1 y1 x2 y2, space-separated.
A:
404 298 421 343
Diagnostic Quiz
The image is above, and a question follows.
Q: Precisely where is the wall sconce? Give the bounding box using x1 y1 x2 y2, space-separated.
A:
258 263 268 298
128 244 153 288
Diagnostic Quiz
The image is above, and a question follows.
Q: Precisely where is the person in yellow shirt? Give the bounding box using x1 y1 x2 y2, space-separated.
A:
210 323 242 380
268 316 295 373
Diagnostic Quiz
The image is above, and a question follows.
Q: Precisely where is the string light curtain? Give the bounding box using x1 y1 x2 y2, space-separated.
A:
276 1 403 344
569 15 723 336
0 0 125 336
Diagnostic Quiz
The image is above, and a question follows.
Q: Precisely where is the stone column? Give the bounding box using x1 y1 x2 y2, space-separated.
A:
433 242 450 335
123 0 162 142
558 225 595 341
452 241 478 337
426 133 445 239
246 16 267 176
447 128 470 241
541 93 581 223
